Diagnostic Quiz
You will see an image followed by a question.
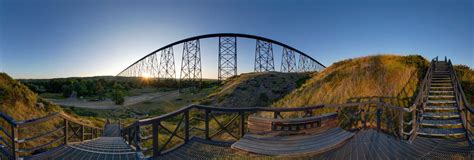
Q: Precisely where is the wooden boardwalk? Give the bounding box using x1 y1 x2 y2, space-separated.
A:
158 130 473 159
231 127 354 156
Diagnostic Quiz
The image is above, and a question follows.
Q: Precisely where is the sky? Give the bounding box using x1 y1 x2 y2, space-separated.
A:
0 0 472 79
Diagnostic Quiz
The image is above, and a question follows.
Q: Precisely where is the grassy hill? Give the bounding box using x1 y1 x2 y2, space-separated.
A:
0 73 104 155
455 65 474 104
201 72 311 108
273 55 429 108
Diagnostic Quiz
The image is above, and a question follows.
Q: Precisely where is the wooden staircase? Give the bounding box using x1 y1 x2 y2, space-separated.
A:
417 61 465 137
28 124 138 160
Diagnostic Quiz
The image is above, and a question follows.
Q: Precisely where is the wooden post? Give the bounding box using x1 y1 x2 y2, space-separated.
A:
412 108 416 135
361 109 366 129
134 125 141 151
11 124 18 160
205 109 210 140
64 119 68 145
184 110 189 142
376 107 381 131
399 110 404 139
152 122 159 157
80 125 85 142
239 111 245 138
128 128 133 144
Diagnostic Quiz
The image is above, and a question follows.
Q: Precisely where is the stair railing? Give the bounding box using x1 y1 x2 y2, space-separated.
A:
406 56 437 143
0 112 104 160
447 59 473 145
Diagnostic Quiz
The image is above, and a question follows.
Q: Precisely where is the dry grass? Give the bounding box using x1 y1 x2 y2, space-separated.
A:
0 72 104 156
202 72 310 108
273 55 428 108
454 65 474 104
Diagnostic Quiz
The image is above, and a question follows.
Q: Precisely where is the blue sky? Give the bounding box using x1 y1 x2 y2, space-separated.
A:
0 0 472 79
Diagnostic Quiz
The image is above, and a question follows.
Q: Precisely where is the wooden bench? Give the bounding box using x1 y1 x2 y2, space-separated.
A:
247 113 339 136
232 113 354 156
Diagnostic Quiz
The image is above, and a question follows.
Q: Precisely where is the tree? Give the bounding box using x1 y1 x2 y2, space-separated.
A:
95 79 106 100
112 83 125 105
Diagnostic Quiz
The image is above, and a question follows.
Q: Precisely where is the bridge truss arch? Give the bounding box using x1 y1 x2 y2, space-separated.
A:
117 33 326 82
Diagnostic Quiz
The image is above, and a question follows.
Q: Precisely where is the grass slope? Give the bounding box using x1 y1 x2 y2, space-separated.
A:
201 72 311 108
0 73 103 155
273 55 429 108
455 65 474 104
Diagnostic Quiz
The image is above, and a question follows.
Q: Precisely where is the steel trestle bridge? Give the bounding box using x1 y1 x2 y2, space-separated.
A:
117 33 326 82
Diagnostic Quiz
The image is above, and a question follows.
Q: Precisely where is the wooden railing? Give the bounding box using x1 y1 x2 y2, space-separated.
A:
121 100 417 158
0 112 103 160
448 59 473 144
406 56 438 142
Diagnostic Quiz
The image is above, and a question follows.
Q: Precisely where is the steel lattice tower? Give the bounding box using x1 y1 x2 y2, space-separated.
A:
298 54 310 72
281 48 297 72
218 37 237 82
180 39 202 84
254 40 274 72
158 47 176 79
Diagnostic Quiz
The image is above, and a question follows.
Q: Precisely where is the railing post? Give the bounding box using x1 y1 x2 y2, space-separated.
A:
361 109 366 129
80 125 85 141
11 124 18 160
377 107 381 131
412 106 416 134
273 111 280 119
399 110 404 139
239 111 245 138
64 119 68 145
205 109 210 140
128 128 132 144
134 125 141 151
184 110 189 142
152 122 159 157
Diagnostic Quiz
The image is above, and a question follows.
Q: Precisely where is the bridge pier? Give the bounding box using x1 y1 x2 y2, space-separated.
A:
298 54 310 72
254 40 274 72
180 39 202 88
281 48 297 72
158 47 176 79
218 36 237 82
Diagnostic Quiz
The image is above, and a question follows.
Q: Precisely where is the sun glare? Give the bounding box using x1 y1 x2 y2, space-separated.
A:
141 73 151 79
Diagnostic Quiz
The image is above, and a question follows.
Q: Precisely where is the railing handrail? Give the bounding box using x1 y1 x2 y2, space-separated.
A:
449 60 473 112
0 111 104 159
123 100 412 131
0 112 16 126
447 59 473 144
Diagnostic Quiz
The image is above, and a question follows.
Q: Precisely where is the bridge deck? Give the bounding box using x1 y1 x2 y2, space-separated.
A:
158 130 473 159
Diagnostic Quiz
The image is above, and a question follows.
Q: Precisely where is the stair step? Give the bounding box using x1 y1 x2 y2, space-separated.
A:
417 128 465 137
429 90 454 94
431 80 451 83
424 106 458 111
422 112 460 119
428 95 455 98
420 119 463 127
430 83 452 86
427 100 456 104
432 78 451 80
430 87 453 91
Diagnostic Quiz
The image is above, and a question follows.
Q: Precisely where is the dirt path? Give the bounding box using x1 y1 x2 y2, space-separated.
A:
48 90 179 109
